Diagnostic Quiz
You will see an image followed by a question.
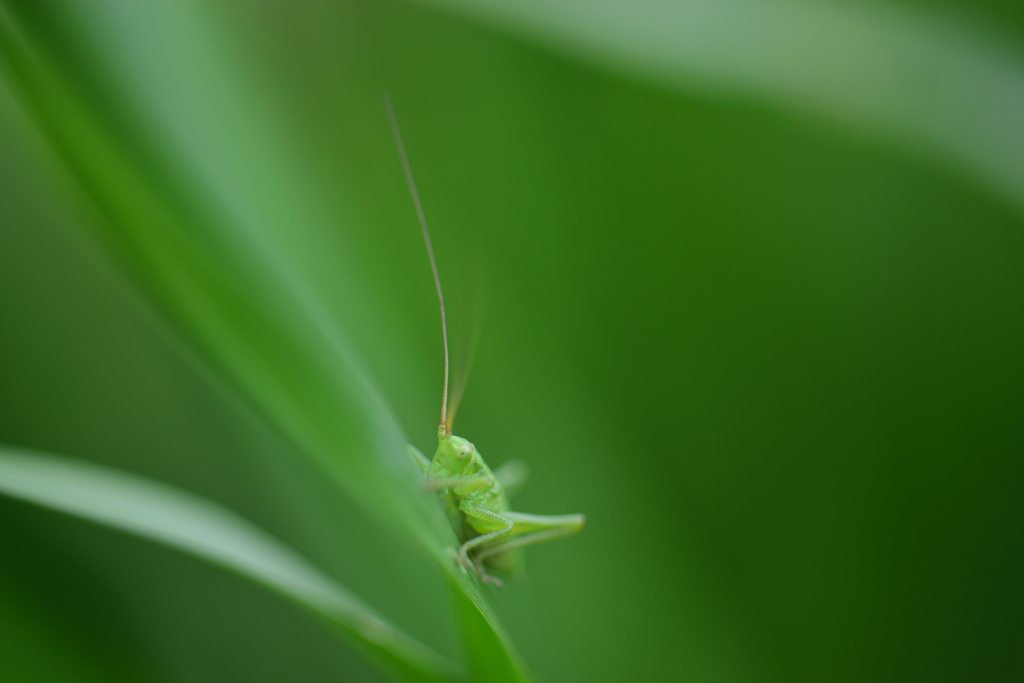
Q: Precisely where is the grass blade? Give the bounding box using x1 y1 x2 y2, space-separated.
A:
0 3 531 680
0 445 465 683
450 582 535 683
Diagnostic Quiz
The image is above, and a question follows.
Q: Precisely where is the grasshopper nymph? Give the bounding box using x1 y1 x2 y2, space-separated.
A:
384 95 585 587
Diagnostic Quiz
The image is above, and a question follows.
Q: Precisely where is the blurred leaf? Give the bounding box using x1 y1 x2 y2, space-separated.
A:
417 0 1024 214
0 445 464 683
451 582 535 683
0 0 434 547
0 1 526 679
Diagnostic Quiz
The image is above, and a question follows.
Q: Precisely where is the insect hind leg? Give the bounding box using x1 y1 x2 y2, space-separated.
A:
474 512 585 566
458 502 513 586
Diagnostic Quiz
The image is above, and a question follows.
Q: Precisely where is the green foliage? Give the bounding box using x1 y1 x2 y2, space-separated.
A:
0 1 525 680
0 446 464 683
1 0 1023 681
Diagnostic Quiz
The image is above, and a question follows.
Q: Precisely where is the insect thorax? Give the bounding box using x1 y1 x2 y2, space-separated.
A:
428 434 510 521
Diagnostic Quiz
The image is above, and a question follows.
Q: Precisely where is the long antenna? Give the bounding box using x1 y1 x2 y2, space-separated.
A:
384 93 450 435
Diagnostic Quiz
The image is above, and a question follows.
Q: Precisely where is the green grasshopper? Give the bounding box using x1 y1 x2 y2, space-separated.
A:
385 95 585 587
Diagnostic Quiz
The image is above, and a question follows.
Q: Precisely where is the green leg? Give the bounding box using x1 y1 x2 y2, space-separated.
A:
474 511 585 566
407 445 431 472
458 502 513 586
424 474 492 494
492 459 529 497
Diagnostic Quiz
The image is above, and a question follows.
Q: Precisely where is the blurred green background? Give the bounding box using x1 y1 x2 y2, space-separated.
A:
1 0 1022 681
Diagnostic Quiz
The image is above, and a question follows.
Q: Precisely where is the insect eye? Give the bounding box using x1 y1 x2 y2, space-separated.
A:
457 446 471 459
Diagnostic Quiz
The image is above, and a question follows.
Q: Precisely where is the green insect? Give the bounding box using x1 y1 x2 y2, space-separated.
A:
385 95 585 587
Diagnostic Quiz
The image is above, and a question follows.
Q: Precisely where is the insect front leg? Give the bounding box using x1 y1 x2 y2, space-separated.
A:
492 459 529 497
407 445 431 472
458 502 514 586
473 511 585 567
424 474 492 494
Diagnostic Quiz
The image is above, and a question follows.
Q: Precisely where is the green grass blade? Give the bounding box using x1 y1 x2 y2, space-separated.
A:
420 0 1024 214
0 445 465 683
0 0 436 546
450 581 535 683
0 3 531 679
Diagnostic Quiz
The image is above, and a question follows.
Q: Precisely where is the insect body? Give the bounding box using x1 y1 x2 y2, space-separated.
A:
385 95 585 586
